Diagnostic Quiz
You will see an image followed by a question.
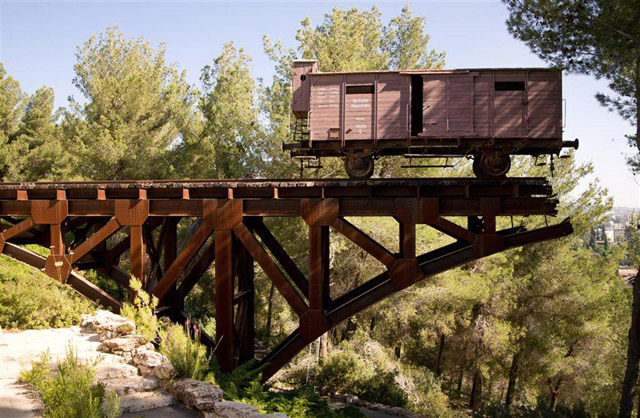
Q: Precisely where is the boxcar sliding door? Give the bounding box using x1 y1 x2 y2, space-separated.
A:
493 73 527 137
422 74 473 137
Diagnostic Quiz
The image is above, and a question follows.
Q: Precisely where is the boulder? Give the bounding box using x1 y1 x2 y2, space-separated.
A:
81 310 135 339
213 401 259 417
132 349 167 376
154 361 176 380
118 390 175 412
95 363 139 380
172 378 223 411
102 375 159 396
98 334 147 354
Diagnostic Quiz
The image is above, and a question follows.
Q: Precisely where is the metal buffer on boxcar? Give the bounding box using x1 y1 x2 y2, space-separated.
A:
284 59 579 179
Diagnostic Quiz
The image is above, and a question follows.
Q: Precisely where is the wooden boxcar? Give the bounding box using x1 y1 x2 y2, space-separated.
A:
285 59 578 178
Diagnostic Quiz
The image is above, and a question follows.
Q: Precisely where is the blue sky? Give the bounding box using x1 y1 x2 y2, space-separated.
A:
1 0 638 208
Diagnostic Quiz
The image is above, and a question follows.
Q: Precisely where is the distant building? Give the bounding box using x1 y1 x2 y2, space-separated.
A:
614 223 627 243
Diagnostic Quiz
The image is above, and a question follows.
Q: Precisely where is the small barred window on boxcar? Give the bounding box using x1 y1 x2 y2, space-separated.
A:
346 85 374 94
495 81 525 91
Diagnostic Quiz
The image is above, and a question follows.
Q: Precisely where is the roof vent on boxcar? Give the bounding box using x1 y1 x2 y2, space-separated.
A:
495 81 525 91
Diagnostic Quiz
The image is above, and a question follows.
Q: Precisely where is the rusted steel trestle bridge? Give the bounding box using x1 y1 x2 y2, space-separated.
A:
0 178 572 381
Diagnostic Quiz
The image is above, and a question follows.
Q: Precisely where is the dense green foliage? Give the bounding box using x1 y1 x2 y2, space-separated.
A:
120 276 159 343
0 4 634 416
160 322 209 380
0 254 94 329
19 346 121 418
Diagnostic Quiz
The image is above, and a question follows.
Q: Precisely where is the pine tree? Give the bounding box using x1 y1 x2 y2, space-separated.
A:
383 4 445 70
63 26 196 180
0 63 27 180
187 43 261 179
14 87 70 180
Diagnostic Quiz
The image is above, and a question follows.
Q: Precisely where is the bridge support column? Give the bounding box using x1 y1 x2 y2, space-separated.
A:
214 199 243 373
32 190 69 282
215 228 234 372
163 217 181 311
300 199 334 343
114 189 149 297
236 240 254 364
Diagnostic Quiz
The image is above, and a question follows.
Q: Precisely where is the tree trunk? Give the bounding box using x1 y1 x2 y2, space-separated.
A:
469 368 483 409
436 333 445 377
505 346 523 409
620 276 640 418
341 317 356 341
394 342 402 359
265 282 275 341
320 333 328 361
549 378 563 411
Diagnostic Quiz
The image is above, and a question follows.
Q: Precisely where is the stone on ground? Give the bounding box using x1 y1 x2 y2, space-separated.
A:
154 361 176 380
172 378 224 411
95 362 139 380
213 401 260 418
99 334 147 354
132 348 168 376
102 375 160 396
119 390 175 413
81 310 136 339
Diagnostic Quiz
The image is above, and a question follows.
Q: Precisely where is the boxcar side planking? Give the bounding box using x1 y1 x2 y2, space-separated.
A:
285 59 578 179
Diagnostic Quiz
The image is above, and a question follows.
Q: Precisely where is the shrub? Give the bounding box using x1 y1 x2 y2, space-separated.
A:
19 350 53 391
315 336 455 416
208 358 363 418
315 347 407 407
120 276 158 343
160 321 209 380
19 345 121 418
0 254 94 329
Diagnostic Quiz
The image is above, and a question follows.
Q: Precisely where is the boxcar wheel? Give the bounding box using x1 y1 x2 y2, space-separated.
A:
473 153 511 178
345 156 374 179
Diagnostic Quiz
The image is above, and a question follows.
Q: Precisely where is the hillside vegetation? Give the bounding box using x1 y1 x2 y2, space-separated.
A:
0 255 94 329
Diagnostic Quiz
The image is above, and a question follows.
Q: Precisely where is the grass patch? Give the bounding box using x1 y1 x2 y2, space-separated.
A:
0 254 94 329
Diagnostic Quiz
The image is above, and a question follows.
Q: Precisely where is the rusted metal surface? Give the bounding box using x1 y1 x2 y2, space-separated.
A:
0 177 572 381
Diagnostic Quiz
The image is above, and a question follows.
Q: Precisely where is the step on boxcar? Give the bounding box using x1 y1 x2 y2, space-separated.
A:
284 59 578 178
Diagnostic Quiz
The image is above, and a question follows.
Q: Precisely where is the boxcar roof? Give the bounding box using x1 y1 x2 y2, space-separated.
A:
309 68 561 76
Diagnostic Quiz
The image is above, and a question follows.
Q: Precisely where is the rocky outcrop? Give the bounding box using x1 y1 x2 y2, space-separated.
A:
81 310 171 413
82 310 285 417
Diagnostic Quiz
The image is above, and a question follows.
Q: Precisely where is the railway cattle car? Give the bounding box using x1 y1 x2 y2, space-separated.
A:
285 59 578 178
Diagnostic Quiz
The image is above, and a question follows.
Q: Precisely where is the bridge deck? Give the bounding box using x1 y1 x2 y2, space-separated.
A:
0 177 557 218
